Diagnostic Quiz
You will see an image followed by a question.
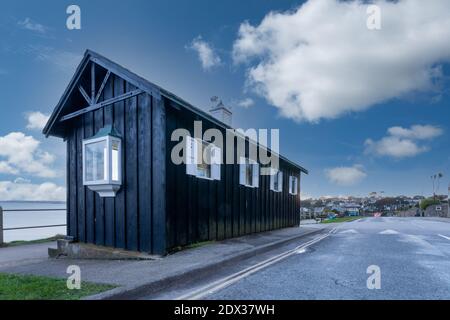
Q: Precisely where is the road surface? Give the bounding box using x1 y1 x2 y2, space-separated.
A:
144 217 450 300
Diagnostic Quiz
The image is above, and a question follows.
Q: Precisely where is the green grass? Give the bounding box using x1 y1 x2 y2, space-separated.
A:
2 235 65 248
0 273 116 300
321 216 362 224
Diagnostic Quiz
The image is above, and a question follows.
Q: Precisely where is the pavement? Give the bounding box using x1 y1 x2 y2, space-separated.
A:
299 219 320 225
0 242 57 269
186 217 450 300
0 224 325 299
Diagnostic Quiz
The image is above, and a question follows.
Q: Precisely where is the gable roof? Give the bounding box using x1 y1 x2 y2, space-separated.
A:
43 50 308 174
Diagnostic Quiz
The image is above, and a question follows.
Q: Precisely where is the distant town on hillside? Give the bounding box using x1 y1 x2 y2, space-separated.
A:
301 193 449 220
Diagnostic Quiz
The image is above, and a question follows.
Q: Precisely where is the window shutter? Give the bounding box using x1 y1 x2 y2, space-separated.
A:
278 171 283 192
270 169 275 191
239 157 246 185
289 176 293 194
211 146 221 181
252 163 259 187
103 145 108 181
186 136 197 176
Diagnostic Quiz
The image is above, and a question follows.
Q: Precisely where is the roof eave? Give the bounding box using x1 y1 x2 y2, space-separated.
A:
43 50 92 138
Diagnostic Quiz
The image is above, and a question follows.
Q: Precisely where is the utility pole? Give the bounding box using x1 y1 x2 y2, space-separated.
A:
431 174 436 200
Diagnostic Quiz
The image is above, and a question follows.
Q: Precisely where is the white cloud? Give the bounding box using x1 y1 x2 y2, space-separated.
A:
0 132 59 178
26 111 50 130
17 17 48 34
237 98 255 108
364 124 443 158
325 165 367 186
25 45 82 73
365 136 427 158
387 125 443 140
14 177 31 184
188 36 222 70
0 162 18 175
232 0 450 122
0 180 65 201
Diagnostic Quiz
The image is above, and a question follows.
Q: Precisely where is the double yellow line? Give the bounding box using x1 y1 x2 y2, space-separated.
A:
176 228 336 300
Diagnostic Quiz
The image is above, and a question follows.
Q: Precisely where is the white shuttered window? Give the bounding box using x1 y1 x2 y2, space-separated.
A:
185 136 221 181
289 175 298 195
270 169 283 192
239 157 259 188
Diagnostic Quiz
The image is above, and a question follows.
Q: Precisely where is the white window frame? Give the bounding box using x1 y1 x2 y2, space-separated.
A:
239 157 259 188
289 175 298 195
270 168 283 192
82 134 122 197
186 136 221 181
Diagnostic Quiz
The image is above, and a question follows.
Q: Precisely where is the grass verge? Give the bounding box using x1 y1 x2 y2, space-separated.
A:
0 273 116 300
321 216 362 224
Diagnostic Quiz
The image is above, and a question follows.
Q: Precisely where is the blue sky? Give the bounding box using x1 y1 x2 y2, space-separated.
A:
0 0 449 200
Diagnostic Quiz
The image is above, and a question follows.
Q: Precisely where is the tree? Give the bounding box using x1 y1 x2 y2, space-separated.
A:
420 198 440 211
431 173 444 198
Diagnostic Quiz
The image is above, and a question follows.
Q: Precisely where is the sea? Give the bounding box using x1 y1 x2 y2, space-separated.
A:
0 201 66 243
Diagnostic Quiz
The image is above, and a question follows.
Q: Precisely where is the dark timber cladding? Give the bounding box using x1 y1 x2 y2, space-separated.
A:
43 50 307 255
64 71 163 253
165 103 303 249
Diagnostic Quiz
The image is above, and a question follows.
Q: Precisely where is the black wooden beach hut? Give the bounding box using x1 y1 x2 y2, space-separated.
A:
43 50 308 255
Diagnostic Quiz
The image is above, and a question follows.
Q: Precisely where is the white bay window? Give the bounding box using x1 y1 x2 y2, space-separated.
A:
82 125 122 197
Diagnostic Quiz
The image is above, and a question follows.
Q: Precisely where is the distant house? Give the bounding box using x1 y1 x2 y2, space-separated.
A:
397 208 420 217
424 203 449 218
329 205 342 213
342 203 360 216
314 207 325 216
300 207 313 219
301 207 312 214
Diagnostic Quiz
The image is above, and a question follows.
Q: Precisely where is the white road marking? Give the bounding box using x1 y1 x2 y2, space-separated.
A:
175 228 336 300
340 229 359 234
379 229 399 235
438 234 450 241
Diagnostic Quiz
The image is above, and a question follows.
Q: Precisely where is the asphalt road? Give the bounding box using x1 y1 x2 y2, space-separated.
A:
147 217 450 300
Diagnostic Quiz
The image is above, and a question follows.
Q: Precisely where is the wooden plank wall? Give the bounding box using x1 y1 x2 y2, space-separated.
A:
66 66 300 254
165 103 301 251
66 73 166 254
